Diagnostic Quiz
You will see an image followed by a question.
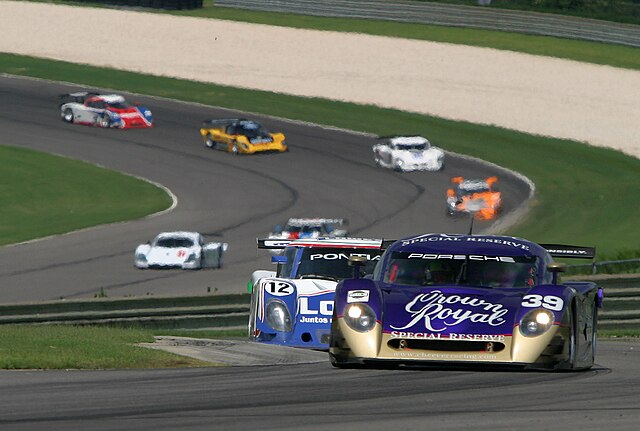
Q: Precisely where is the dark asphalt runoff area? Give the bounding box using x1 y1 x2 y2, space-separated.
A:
0 339 638 430
0 75 530 303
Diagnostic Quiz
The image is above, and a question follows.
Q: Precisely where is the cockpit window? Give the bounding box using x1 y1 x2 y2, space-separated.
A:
106 101 130 109
381 251 538 288
278 247 382 281
154 238 194 248
394 143 427 151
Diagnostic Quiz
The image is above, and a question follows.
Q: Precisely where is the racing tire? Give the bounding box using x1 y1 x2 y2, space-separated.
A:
329 353 361 369
248 287 258 340
99 114 111 128
562 302 578 370
204 136 215 149
590 301 598 366
231 143 239 155
62 108 74 123
217 249 223 269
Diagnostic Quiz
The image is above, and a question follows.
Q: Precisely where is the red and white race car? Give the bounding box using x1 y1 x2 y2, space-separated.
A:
59 92 153 129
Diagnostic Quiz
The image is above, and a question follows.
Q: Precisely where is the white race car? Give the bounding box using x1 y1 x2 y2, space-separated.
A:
373 136 444 172
134 231 228 270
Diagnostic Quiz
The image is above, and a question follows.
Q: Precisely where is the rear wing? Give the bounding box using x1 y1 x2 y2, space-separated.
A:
201 118 241 128
540 244 596 259
257 238 396 250
257 239 292 250
58 92 98 106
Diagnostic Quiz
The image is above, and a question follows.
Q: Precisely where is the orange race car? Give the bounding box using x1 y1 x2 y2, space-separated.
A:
446 176 502 220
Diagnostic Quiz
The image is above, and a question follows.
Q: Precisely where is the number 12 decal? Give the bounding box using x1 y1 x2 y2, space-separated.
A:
521 294 564 311
263 280 294 296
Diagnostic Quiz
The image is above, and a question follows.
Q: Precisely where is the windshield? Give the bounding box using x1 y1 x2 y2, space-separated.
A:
239 121 268 138
381 251 538 288
105 101 130 109
458 181 490 196
154 238 194 248
395 143 427 151
278 247 382 281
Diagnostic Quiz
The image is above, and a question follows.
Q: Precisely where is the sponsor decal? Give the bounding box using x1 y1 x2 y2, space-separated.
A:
390 331 505 341
406 253 515 263
390 290 508 332
299 297 333 316
119 112 142 118
391 352 498 360
347 290 370 303
400 234 530 251
309 253 380 261
299 316 331 324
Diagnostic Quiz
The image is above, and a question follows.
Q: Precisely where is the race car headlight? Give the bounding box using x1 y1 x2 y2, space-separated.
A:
343 303 376 333
266 299 292 332
241 143 250 150
185 253 197 262
135 254 147 262
519 309 554 337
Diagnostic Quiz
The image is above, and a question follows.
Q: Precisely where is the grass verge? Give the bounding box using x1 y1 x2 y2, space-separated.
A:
0 325 212 369
0 145 172 246
2 53 640 258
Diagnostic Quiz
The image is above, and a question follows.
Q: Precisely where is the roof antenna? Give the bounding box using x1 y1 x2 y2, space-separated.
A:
467 214 475 235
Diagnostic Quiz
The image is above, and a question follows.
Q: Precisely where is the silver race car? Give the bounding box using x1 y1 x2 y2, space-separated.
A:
134 231 228 269
373 136 445 172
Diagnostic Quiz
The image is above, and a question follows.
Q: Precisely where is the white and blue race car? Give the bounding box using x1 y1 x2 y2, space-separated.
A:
248 237 387 349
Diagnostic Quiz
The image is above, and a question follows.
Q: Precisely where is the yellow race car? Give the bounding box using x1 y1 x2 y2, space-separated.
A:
200 118 288 155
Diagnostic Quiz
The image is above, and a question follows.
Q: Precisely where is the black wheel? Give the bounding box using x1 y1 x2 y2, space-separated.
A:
329 353 361 369
204 135 215 149
62 108 74 123
563 302 578 370
217 249 223 269
98 114 111 128
590 301 598 365
231 142 239 155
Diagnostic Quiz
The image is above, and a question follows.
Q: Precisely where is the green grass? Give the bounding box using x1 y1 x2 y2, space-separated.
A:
0 145 172 246
0 325 211 369
2 53 639 258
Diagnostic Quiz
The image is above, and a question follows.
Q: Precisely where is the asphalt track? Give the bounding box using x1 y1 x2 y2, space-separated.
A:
0 339 639 430
0 75 530 303
0 43 638 431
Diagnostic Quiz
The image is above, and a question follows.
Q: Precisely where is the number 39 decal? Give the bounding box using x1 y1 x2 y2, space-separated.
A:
521 294 564 311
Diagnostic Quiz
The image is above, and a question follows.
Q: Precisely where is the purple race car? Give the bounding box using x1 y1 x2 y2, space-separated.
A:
330 233 603 370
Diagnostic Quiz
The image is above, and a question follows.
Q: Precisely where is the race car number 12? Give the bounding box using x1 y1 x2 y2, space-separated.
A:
521 294 563 311
265 280 294 296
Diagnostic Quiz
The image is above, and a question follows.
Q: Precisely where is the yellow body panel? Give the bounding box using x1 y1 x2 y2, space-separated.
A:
200 127 288 154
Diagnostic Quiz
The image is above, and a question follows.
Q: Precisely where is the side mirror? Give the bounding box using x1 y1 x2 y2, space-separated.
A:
348 255 367 279
271 255 288 264
547 262 566 285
